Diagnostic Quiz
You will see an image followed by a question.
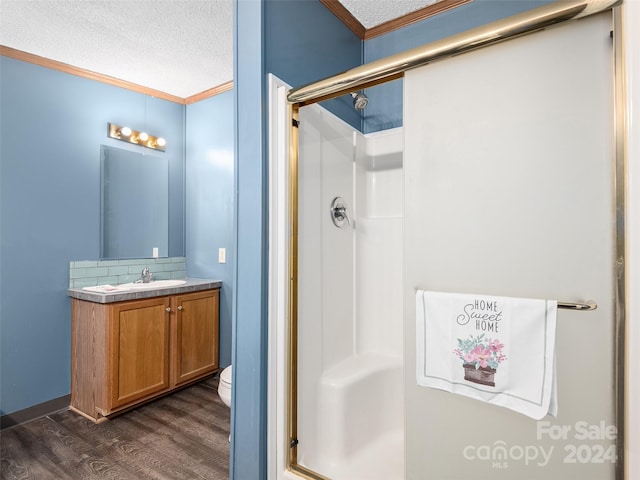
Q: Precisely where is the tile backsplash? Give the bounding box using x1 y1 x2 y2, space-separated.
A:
69 257 186 289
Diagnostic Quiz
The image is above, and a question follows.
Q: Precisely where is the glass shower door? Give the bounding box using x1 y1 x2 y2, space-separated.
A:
403 12 619 480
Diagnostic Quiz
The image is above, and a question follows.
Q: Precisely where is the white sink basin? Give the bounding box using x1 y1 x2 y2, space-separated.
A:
82 279 187 293
121 279 187 289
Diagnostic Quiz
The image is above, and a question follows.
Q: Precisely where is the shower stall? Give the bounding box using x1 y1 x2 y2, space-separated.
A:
268 2 627 479
294 104 404 480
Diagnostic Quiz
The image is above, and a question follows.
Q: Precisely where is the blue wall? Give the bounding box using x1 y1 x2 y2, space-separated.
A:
362 0 554 133
232 0 268 477
185 90 235 369
265 0 362 130
0 57 185 415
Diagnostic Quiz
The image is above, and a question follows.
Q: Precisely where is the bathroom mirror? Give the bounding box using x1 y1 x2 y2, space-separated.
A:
100 145 168 259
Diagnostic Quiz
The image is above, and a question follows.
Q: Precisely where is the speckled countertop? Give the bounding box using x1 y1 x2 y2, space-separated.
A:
67 278 221 304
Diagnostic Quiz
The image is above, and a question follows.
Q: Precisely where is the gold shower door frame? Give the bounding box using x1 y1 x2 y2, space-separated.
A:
284 1 628 479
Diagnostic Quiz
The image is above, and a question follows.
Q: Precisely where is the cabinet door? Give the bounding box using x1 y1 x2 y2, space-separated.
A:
172 290 219 386
108 297 171 410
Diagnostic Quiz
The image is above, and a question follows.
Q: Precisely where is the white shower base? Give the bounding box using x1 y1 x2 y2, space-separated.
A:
320 429 404 480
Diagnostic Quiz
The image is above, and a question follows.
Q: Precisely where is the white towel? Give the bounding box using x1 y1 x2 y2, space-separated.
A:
416 290 557 420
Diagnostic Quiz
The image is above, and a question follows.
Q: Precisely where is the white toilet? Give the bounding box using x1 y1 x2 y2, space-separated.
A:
218 365 232 408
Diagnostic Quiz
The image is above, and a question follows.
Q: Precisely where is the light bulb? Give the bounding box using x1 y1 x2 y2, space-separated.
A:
119 126 132 137
156 137 166 147
138 132 149 142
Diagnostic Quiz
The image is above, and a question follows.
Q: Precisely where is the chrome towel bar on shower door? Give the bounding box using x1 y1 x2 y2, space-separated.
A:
557 301 597 311
413 290 597 311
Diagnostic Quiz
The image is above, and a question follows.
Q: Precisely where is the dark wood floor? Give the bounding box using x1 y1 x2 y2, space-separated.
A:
0 376 230 480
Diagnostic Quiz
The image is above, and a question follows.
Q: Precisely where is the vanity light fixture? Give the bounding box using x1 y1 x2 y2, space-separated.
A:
108 123 166 152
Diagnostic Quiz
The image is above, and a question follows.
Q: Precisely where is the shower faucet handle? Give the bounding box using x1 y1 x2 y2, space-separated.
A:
330 197 351 228
334 206 350 224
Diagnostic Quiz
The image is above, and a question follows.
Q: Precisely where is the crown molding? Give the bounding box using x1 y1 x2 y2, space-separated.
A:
0 45 232 105
184 80 234 104
364 0 474 39
321 0 474 40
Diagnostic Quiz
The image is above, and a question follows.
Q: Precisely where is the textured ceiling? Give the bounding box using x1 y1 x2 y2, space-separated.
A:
339 0 439 28
0 0 234 98
0 0 438 99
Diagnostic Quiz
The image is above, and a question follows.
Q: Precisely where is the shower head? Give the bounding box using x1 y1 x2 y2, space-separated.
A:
351 92 368 111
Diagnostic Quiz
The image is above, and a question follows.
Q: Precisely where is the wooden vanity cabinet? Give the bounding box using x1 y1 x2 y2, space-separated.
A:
108 296 172 410
171 290 219 387
71 289 219 421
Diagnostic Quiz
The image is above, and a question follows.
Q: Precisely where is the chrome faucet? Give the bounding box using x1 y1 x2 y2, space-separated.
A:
140 267 153 283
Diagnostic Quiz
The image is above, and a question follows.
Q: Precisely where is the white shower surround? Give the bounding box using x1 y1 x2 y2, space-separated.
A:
295 104 404 480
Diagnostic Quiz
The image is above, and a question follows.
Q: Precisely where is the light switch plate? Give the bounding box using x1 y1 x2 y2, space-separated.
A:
218 247 226 264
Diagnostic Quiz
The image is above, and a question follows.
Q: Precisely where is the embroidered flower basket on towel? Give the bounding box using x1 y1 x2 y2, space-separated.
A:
415 290 558 420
